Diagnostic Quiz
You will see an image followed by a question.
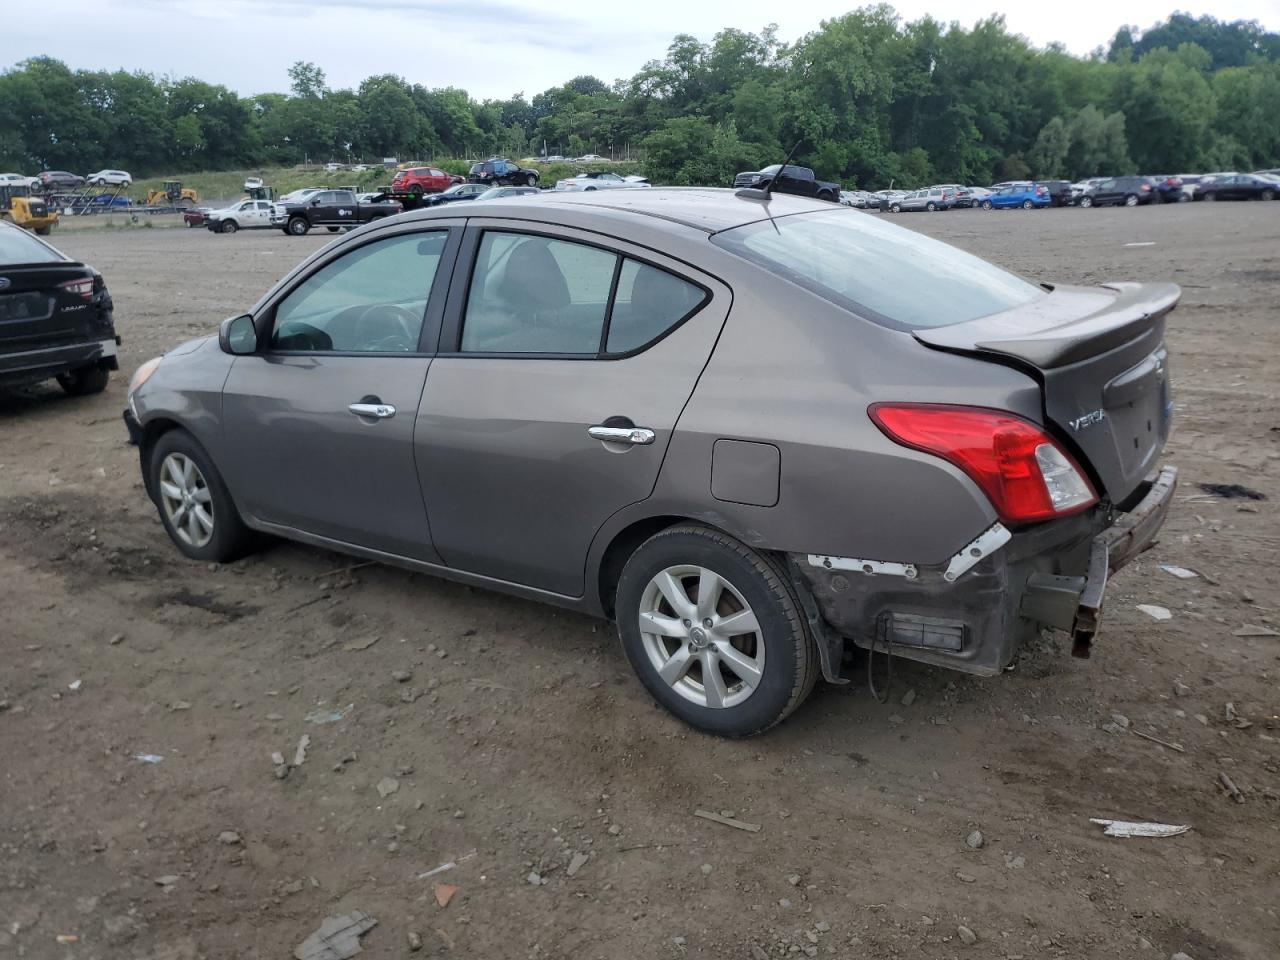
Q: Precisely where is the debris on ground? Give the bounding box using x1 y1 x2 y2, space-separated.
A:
332 753 357 773
343 635 381 652
391 669 412 683
155 875 179 887
272 751 288 779
293 911 377 960
1136 604 1173 621
957 924 977 945
693 809 762 832
1218 772 1245 804
1159 564 1199 579
56 934 79 944
407 931 423 952
305 704 353 725
567 852 589 877
218 831 241 845
965 830 985 849
1232 625 1279 638
1131 729 1185 752
1090 819 1190 838
434 883 459 907
108 633 124 645
170 700 192 711
133 754 163 764
1196 482 1266 500
68 679 83 691
293 734 311 767
375 777 399 798
900 688 917 706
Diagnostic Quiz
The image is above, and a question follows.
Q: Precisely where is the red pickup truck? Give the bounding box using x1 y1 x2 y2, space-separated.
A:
390 166 453 196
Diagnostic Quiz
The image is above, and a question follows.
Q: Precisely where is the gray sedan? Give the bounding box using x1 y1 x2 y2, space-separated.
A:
124 190 1177 736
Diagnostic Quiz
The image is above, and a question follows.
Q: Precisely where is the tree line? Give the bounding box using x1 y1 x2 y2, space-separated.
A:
1 7 1277 188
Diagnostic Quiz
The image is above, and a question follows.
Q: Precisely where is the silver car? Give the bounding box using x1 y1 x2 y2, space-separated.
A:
889 188 951 212
124 190 1177 736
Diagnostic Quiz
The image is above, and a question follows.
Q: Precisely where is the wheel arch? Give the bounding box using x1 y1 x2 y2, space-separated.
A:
137 416 187 504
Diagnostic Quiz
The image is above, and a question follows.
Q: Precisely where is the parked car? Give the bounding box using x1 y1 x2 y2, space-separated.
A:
184 207 211 228
1 220 119 395
1144 175 1185 203
391 166 453 197
555 171 651 191
575 154 606 162
205 199 278 234
932 184 974 208
272 189 402 235
1194 173 1279 202
981 183 1050 210
1078 176 1158 207
888 188 952 212
873 190 907 211
0 173 38 189
733 164 840 202
1069 178 1107 203
475 186 541 201
418 183 490 207
467 158 539 187
1034 180 1073 207
89 194 132 207
123 190 1178 736
86 169 132 187
38 170 85 190
839 190 877 208
966 186 993 204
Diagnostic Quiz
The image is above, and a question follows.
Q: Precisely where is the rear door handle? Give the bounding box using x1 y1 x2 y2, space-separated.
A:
349 402 396 419
588 425 655 445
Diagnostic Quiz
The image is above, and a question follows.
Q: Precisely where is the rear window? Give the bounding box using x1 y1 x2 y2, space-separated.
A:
0 226 65 265
712 208 1044 330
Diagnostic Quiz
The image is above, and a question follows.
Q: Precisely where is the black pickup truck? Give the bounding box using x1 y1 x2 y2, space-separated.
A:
733 164 841 201
273 189 402 236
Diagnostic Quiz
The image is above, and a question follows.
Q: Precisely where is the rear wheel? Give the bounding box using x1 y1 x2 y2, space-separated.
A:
523 173 537 187
220 219 238 234
35 225 52 236
1124 194 1139 207
1202 192 1216 202
149 430 255 563
1079 196 1093 208
890 203 901 213
1021 199 1033 209
925 201 937 211
327 226 340 232
616 524 818 737
287 216 310 235
1261 188 1275 201
981 200 993 210
56 365 109 396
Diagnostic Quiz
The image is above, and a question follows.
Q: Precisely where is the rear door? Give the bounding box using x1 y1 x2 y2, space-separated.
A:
220 224 461 559
414 222 730 596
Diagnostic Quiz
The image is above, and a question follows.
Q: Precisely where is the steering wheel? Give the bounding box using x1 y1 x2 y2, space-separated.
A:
355 304 419 352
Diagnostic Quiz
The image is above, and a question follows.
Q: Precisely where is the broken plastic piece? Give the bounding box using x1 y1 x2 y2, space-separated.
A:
1135 604 1172 621
294 911 377 960
133 754 164 763
1089 818 1189 838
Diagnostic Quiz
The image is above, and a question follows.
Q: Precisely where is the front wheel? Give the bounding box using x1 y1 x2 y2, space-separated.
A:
981 200 993 210
287 216 310 235
327 226 340 233
149 430 255 563
1261 189 1275 201
35 225 53 236
220 219 238 234
1022 199 1033 209
925 202 937 211
890 204 901 213
1124 194 1139 207
1079 196 1093 208
523 173 537 187
616 524 818 737
56 365 109 396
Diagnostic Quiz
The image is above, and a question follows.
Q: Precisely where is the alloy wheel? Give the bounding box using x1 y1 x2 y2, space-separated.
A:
638 565 765 710
158 453 214 548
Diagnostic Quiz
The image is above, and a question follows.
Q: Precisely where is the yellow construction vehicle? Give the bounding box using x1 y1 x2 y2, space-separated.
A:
0 184 59 234
145 180 199 207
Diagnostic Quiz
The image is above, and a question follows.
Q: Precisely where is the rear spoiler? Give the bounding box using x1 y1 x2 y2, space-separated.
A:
913 282 1181 370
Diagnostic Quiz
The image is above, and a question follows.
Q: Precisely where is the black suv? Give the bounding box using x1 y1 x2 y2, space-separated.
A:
0 221 119 395
1036 180 1073 207
467 159 539 187
1078 176 1158 208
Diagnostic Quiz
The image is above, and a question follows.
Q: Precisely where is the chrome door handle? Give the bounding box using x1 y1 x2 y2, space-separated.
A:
349 402 396 419
588 425 655 445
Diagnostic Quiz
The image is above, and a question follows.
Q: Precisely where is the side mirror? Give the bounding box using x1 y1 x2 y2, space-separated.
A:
310 197 321 205
219 314 258 355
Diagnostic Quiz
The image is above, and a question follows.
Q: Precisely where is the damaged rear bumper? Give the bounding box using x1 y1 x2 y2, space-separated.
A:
790 465 1178 679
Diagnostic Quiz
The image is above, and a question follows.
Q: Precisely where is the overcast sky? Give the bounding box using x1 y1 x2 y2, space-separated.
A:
4 1 1277 101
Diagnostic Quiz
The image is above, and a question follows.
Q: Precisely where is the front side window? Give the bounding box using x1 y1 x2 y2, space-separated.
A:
271 232 446 353
713 208 1044 331
461 233 616 354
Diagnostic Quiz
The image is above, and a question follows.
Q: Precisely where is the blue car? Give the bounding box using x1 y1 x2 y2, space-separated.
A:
981 183 1050 210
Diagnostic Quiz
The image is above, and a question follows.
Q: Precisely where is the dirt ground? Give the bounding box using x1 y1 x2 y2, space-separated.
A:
2 203 1278 960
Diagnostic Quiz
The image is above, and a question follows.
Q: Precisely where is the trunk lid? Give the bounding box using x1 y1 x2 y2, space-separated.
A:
0 263 101 356
914 282 1178 502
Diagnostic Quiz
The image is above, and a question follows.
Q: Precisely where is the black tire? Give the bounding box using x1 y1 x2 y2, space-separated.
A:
890 203 901 213
1021 199 1033 209
1124 194 1139 207
615 524 818 737
56 365 109 396
148 429 255 563
327 226 340 232
35 225 52 236
584 186 597 191
1079 195 1093 208
926 201 937 211
281 228 291 235
220 219 238 234
981 200 993 210
523 173 537 187
287 216 310 236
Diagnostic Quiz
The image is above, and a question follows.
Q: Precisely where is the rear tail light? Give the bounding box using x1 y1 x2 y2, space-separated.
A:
59 278 94 301
1141 184 1151 191
868 403 1097 524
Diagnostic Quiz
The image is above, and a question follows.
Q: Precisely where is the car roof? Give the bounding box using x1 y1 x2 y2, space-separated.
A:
397 187 832 235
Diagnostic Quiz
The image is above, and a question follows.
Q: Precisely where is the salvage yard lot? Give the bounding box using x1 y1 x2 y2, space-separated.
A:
2 202 1277 959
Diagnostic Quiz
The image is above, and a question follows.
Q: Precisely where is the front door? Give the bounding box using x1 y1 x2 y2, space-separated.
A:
221 226 458 560
415 224 729 596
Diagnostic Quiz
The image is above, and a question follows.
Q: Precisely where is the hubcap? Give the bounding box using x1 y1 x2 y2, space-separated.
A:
638 565 765 709
159 453 214 548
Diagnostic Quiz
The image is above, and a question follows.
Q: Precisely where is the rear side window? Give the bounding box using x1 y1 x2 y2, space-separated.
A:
607 260 706 354
0 226 64 264
713 208 1043 330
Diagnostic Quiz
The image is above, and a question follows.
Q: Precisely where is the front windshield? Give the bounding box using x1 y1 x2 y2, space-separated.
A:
712 207 1044 330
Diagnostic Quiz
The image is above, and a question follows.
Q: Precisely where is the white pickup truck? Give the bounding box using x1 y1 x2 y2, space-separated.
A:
204 199 276 233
